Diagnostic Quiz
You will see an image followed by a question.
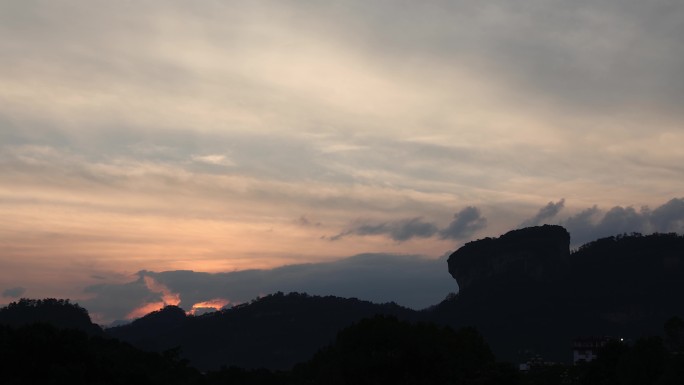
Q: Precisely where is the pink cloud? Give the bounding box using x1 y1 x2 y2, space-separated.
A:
125 276 182 320
187 298 231 315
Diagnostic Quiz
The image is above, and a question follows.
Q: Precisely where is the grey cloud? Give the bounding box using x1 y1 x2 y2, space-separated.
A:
296 215 321 227
289 1 684 116
81 276 159 323
2 287 26 298
439 207 487 240
520 199 565 227
331 208 487 242
562 198 684 246
330 218 439 242
82 253 457 323
595 206 649 236
650 198 684 232
561 205 601 247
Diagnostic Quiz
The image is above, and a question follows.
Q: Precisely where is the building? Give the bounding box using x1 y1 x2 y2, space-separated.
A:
572 336 618 365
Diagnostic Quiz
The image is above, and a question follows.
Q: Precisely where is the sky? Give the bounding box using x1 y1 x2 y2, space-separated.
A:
1 0 684 324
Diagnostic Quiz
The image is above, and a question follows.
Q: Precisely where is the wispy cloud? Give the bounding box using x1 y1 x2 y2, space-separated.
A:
439 207 487 240
329 217 439 242
329 207 486 242
191 154 235 167
520 199 565 227
2 287 26 298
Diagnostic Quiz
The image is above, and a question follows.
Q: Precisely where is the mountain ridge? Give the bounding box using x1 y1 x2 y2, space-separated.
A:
3 227 684 369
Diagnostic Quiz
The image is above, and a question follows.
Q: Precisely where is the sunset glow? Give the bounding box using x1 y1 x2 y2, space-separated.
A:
187 299 232 316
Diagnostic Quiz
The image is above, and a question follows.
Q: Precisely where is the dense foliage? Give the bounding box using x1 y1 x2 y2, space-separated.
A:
297 315 518 385
522 317 684 385
109 291 419 370
0 298 102 335
0 323 202 385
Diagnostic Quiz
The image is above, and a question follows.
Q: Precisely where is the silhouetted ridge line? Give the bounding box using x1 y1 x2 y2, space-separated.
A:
0 298 103 335
447 225 570 291
435 227 684 363
108 291 419 370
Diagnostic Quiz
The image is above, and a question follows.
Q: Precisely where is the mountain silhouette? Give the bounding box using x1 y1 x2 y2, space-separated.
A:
0 322 202 384
108 292 419 370
293 315 517 385
3 226 683 371
430 225 684 363
0 298 103 335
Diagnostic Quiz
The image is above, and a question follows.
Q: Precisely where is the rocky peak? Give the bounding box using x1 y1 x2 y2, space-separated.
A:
447 225 570 291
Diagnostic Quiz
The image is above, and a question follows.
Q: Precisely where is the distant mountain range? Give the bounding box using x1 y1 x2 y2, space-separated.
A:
107 293 418 370
2 226 683 370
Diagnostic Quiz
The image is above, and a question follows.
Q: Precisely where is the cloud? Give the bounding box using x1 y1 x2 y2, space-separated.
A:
520 199 565 227
187 298 231 316
439 207 487 240
82 253 457 323
650 198 684 233
191 154 235 167
124 276 182 320
330 207 487 242
296 215 321 227
330 217 439 242
562 198 684 246
2 287 26 298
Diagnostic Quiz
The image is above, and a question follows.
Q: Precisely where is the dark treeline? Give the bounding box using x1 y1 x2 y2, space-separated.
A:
0 313 517 385
2 310 683 384
107 291 419 370
0 323 201 385
0 298 103 335
523 317 684 385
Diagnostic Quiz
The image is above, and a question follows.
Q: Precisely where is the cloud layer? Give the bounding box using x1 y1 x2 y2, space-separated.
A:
517 198 684 246
2 287 26 298
330 207 486 242
562 198 684 245
82 253 457 323
1 1 683 315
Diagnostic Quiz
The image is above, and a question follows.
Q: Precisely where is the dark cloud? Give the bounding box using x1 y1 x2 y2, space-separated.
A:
330 217 439 242
520 199 565 227
2 287 26 298
650 198 684 232
562 198 684 246
81 276 158 323
330 208 487 242
563 206 601 246
82 253 457 323
296 215 321 227
439 207 487 240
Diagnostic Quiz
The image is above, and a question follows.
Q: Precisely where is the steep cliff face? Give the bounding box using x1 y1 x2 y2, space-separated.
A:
437 228 684 363
447 225 570 291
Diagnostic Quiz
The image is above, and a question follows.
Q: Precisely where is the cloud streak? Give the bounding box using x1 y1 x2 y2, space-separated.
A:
2 287 26 298
330 207 486 242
